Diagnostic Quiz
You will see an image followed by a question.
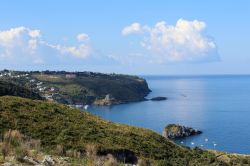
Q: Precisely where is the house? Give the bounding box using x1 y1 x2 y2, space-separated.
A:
74 102 84 108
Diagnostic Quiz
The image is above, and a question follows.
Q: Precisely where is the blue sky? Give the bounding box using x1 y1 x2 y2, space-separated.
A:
0 0 250 75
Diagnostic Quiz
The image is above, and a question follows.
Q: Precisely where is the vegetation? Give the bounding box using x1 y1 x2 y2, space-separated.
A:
32 71 151 105
0 130 118 166
0 80 42 100
0 70 151 105
1 96 250 165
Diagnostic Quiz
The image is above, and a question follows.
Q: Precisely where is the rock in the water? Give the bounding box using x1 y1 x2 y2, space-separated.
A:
150 97 167 101
163 124 202 139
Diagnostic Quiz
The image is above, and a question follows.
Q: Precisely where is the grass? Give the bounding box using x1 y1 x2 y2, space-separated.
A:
32 74 67 83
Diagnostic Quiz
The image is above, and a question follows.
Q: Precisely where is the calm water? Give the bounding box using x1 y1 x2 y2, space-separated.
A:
86 75 250 154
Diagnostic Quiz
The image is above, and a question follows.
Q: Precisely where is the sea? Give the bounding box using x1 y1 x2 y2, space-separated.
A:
85 75 250 154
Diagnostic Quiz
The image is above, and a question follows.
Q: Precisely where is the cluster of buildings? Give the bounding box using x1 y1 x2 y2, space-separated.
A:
0 70 57 101
0 71 28 78
1 70 90 109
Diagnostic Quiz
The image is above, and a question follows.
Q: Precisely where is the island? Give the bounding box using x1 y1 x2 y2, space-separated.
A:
163 124 202 139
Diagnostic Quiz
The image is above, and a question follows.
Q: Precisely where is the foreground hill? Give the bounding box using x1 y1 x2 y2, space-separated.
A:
0 80 42 100
1 96 250 165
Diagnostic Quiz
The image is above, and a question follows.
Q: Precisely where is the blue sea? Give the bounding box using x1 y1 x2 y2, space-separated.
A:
86 75 250 154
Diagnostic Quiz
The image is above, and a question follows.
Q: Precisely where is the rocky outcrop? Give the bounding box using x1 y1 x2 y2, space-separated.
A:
94 94 117 106
42 155 56 166
22 156 40 165
2 153 72 166
2 163 18 166
163 124 202 139
150 97 167 101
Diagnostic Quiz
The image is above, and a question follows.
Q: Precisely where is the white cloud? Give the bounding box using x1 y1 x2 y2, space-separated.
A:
122 23 142 35
0 27 42 63
28 39 38 50
29 29 41 38
77 33 89 42
122 19 218 62
48 44 91 59
0 27 92 64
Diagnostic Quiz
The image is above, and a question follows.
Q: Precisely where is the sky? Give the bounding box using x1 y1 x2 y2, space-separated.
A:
0 0 250 75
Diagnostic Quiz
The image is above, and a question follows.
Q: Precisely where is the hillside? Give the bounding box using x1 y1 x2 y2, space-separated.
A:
0 80 42 100
0 70 151 105
1 96 250 165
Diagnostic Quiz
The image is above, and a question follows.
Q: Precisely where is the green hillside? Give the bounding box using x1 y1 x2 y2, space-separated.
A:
0 80 42 100
31 72 151 105
0 96 249 165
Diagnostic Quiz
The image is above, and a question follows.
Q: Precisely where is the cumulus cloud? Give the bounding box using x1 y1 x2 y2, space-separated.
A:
47 43 91 59
28 29 41 38
122 23 142 35
0 27 92 64
0 27 42 63
77 33 89 42
122 19 218 62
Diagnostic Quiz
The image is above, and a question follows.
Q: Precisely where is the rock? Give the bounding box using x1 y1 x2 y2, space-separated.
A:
163 124 202 139
150 97 167 101
42 155 56 166
94 94 116 106
23 156 40 165
2 163 18 166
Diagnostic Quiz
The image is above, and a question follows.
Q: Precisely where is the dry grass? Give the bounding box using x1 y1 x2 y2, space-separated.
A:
0 130 41 161
65 149 81 158
85 144 97 159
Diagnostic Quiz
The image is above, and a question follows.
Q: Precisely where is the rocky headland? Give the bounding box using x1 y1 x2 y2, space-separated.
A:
0 70 151 106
